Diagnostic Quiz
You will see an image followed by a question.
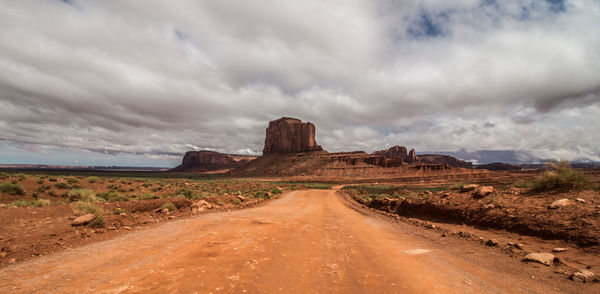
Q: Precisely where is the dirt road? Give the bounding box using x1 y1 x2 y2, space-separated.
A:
0 190 572 293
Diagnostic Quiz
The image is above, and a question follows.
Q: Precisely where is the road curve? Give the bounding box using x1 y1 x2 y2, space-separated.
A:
0 190 557 293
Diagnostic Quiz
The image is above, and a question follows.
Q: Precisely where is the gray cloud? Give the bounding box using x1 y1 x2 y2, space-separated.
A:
0 0 599 165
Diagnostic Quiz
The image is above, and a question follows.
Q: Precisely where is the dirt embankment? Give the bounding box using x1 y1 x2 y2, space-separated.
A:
342 188 600 248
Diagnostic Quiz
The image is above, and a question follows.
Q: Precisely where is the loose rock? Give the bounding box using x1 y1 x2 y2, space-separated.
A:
522 252 555 266
71 214 95 226
460 184 480 193
576 198 586 203
552 248 567 253
570 270 594 283
548 198 571 209
485 239 499 247
472 186 494 199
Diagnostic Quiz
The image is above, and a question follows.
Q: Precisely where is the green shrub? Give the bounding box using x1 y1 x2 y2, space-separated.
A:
71 201 105 227
217 201 225 206
0 172 9 179
67 178 79 184
36 179 44 184
160 202 177 211
232 198 241 205
0 182 24 195
87 176 99 183
271 188 283 195
33 199 51 207
53 182 70 189
8 198 51 207
48 190 57 197
142 183 153 188
48 178 58 182
69 189 99 202
97 191 129 202
530 161 591 193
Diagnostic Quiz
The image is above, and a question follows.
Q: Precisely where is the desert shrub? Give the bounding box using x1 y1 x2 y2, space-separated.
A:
9 198 50 207
136 193 159 200
18 174 27 181
87 176 99 183
36 179 44 184
67 178 79 184
53 182 70 189
71 201 104 216
447 182 464 190
48 190 57 197
97 191 129 202
271 188 283 195
68 189 99 202
142 183 153 188
530 161 591 193
160 202 177 211
106 184 119 190
113 208 128 215
0 182 24 195
33 199 51 207
217 201 225 206
48 178 58 182
232 198 241 205
175 188 194 199
0 172 9 179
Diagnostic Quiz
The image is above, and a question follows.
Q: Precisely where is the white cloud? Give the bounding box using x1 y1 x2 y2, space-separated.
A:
0 0 598 165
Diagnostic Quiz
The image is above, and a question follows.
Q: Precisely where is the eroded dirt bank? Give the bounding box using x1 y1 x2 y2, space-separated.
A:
0 190 593 293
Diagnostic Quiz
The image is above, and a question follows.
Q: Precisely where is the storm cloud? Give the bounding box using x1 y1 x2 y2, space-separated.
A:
1 0 599 166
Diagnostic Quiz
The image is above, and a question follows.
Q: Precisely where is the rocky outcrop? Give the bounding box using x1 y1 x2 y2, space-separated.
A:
372 145 417 163
416 154 473 168
263 117 322 154
170 151 257 173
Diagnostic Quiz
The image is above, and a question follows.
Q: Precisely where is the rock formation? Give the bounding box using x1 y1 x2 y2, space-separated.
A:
170 151 257 173
416 154 472 168
263 117 322 154
372 145 417 163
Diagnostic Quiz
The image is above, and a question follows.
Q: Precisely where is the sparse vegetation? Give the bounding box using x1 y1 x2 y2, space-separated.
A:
71 201 105 227
529 160 591 193
232 198 241 205
53 182 70 189
271 188 282 195
69 189 100 202
8 199 50 207
447 182 465 190
67 177 79 184
87 176 99 183
97 191 129 202
0 182 25 195
134 193 159 200
160 202 177 211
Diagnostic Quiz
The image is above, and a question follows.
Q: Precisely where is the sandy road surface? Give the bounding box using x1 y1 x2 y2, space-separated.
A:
0 190 564 293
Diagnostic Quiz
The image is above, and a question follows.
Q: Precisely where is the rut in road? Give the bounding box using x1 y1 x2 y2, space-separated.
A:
0 190 559 293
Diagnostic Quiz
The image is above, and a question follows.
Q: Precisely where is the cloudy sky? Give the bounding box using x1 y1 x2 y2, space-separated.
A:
1 0 599 167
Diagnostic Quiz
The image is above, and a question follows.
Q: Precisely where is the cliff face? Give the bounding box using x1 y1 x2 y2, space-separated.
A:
263 117 322 154
372 145 417 163
170 151 257 173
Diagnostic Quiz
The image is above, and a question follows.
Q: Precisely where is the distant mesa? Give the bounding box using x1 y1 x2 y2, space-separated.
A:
173 116 473 175
263 117 322 154
170 150 256 173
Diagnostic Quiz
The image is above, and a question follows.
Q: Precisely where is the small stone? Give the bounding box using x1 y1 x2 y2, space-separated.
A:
548 198 571 209
107 226 117 230
120 212 127 216
424 190 433 195
515 243 524 250
161 208 169 214
576 198 586 203
484 204 495 209
570 270 594 283
123 226 131 230
8 258 16 264
552 248 567 253
507 242 514 246
425 224 435 229
71 214 95 226
236 195 246 201
485 239 499 247
441 192 450 198
522 252 555 266
0 204 6 208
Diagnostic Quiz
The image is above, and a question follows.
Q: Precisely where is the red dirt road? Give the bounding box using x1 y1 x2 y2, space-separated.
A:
0 190 571 293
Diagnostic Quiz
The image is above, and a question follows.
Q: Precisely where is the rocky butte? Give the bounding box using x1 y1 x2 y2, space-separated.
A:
263 117 323 154
170 151 256 173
